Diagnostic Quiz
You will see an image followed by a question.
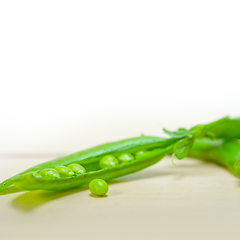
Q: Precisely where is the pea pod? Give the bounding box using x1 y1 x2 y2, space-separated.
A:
13 146 174 191
188 138 240 176
203 117 240 139
1 116 240 192
0 136 177 191
164 117 240 140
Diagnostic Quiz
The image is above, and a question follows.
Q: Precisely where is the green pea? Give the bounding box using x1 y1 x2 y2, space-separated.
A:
89 179 108 196
99 155 119 169
135 150 148 158
67 163 86 174
117 153 134 163
39 168 60 179
55 166 75 177
25 172 42 182
18 172 43 190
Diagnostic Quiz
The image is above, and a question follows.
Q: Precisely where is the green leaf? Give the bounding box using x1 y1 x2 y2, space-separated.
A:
163 128 191 138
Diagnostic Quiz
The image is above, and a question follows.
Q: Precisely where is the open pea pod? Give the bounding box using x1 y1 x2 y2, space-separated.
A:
12 146 174 191
1 116 240 192
0 136 177 191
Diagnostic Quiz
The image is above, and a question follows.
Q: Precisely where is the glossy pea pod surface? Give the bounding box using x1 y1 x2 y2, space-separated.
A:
188 138 240 177
0 136 177 191
165 117 240 139
196 117 240 139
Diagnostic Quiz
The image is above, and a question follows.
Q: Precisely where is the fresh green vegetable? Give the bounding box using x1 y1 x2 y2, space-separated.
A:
135 150 148 158
55 166 75 177
0 116 239 192
39 169 60 179
0 136 176 191
67 164 86 174
203 117 240 139
117 153 134 163
164 116 240 159
188 138 240 176
163 116 240 140
89 179 108 196
99 155 119 169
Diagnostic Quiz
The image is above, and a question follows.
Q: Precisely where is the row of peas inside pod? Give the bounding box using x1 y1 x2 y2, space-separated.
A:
99 150 148 169
38 150 148 180
23 150 150 197
38 163 86 179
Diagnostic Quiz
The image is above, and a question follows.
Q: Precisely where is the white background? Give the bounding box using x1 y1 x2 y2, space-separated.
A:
0 1 239 155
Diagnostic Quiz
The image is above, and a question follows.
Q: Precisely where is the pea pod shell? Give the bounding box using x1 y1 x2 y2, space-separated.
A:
0 136 177 191
12 145 173 191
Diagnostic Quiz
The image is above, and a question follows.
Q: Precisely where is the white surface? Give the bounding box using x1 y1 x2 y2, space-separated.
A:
0 1 240 154
0 155 240 240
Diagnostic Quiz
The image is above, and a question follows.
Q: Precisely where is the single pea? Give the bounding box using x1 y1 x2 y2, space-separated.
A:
89 179 108 196
25 172 42 182
135 150 148 158
117 153 134 163
20 172 43 190
55 166 75 177
39 168 60 179
99 155 119 169
67 163 86 174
